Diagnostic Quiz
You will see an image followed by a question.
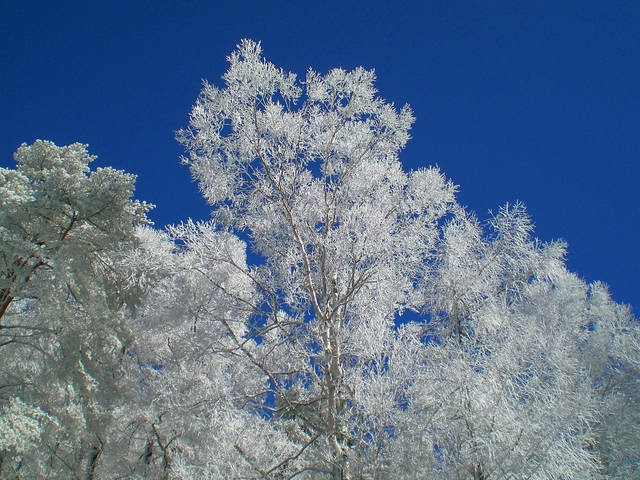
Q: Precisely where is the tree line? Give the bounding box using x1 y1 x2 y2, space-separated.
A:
1 40 638 479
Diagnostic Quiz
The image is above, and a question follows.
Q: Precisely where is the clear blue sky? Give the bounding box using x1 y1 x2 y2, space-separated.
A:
2 1 638 311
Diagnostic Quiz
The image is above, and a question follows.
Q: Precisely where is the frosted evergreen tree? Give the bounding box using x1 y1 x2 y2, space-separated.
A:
0 141 151 477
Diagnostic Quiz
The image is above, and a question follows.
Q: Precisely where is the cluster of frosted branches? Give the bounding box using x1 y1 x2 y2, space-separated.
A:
1 41 638 479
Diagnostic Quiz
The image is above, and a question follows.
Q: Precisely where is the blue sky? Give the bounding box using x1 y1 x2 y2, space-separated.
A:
1 1 638 311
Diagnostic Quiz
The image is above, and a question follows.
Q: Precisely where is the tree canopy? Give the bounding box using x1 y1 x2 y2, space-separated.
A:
1 40 638 479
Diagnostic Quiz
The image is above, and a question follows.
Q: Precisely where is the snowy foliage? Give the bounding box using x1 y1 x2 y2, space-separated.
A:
1 41 638 478
0 141 152 477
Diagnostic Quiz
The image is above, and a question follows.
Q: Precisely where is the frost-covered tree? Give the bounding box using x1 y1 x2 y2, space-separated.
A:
175 39 457 478
2 42 638 479
404 205 601 478
581 283 640 478
167 40 639 478
0 141 151 477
